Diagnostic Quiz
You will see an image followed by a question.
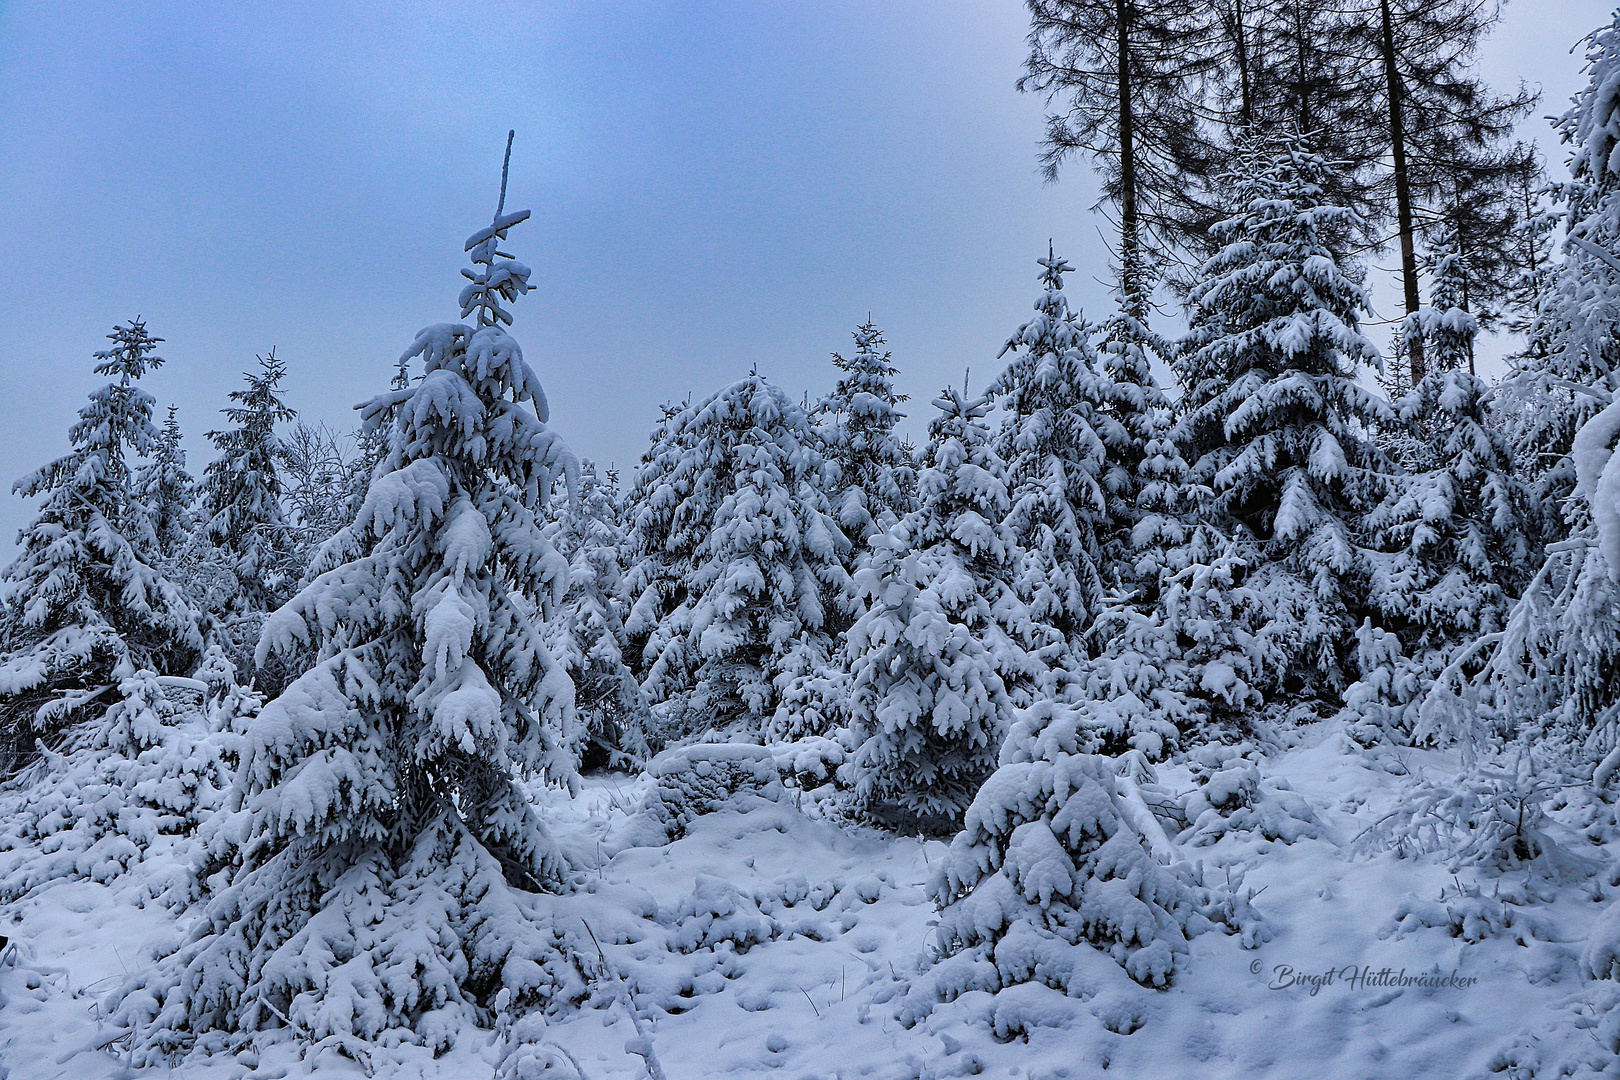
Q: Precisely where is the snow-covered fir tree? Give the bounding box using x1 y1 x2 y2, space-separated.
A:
199 349 299 618
817 318 915 543
0 665 231 899
1056 429 1271 757
543 459 647 768
844 389 1031 833
1093 300 1183 590
1402 227 1479 379
921 701 1230 999
1176 133 1394 704
624 372 852 734
1446 22 1620 778
137 404 198 559
0 321 202 760
115 184 585 1056
1352 256 1534 743
989 249 1110 688
1498 18 1620 516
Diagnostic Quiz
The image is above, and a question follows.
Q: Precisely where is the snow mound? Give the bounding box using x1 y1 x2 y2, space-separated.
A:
642 744 784 839
1175 742 1324 846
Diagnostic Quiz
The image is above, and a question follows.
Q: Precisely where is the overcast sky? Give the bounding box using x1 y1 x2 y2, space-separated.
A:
0 0 1608 560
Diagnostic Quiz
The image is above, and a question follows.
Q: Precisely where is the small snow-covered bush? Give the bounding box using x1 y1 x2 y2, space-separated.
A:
642 744 783 839
0 668 230 900
925 702 1212 999
668 873 774 954
1340 620 1429 747
495 1021 587 1080
1175 742 1324 846
1354 745 1594 880
1583 898 1620 982
763 665 849 743
767 734 848 791
1389 879 1554 946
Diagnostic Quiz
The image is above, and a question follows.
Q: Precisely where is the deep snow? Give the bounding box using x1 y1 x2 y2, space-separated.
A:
2 717 1618 1080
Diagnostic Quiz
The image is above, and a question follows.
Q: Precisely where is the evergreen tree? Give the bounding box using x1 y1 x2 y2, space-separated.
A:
1176 134 1393 702
1498 15 1620 516
200 350 298 618
543 460 647 768
990 249 1109 687
1355 363 1534 742
0 667 232 898
0 321 202 756
1447 16 1620 780
923 701 1223 998
817 318 914 543
116 181 584 1055
136 405 198 559
1207 0 1375 245
625 373 851 733
1208 1 1536 377
1052 330 1252 754
1398 226 1478 379
845 389 1031 833
1093 299 1181 586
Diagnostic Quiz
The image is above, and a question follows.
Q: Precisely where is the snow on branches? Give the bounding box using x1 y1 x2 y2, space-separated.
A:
115 185 585 1057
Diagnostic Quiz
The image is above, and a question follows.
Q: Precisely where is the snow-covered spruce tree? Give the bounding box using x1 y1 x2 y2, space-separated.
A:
817 318 915 543
1060 415 1275 758
844 389 1032 833
1498 15 1620 518
1175 133 1395 704
1378 229 1483 463
115 187 585 1057
989 249 1110 689
624 372 852 736
1350 260 1534 744
1400 228 1479 380
543 459 647 769
0 665 231 900
1123 366 1215 593
1041 366 1262 757
137 407 236 635
137 405 198 559
199 349 299 619
916 700 1248 1008
0 321 202 764
1093 299 1185 590
1434 20 1620 781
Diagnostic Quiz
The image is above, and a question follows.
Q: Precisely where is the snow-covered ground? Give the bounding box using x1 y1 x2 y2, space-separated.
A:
2 718 1617 1080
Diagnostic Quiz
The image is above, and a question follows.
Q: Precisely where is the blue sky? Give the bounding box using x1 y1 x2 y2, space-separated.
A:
0 0 1607 559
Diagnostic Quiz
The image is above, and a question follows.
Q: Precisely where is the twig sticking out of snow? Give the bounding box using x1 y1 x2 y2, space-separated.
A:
581 919 670 1080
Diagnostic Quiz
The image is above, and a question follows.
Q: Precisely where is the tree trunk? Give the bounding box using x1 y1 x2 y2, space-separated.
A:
1232 0 1253 128
1380 0 1424 385
1117 0 1144 316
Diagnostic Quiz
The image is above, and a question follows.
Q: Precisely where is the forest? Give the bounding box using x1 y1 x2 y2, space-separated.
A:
1 1 1619 1078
